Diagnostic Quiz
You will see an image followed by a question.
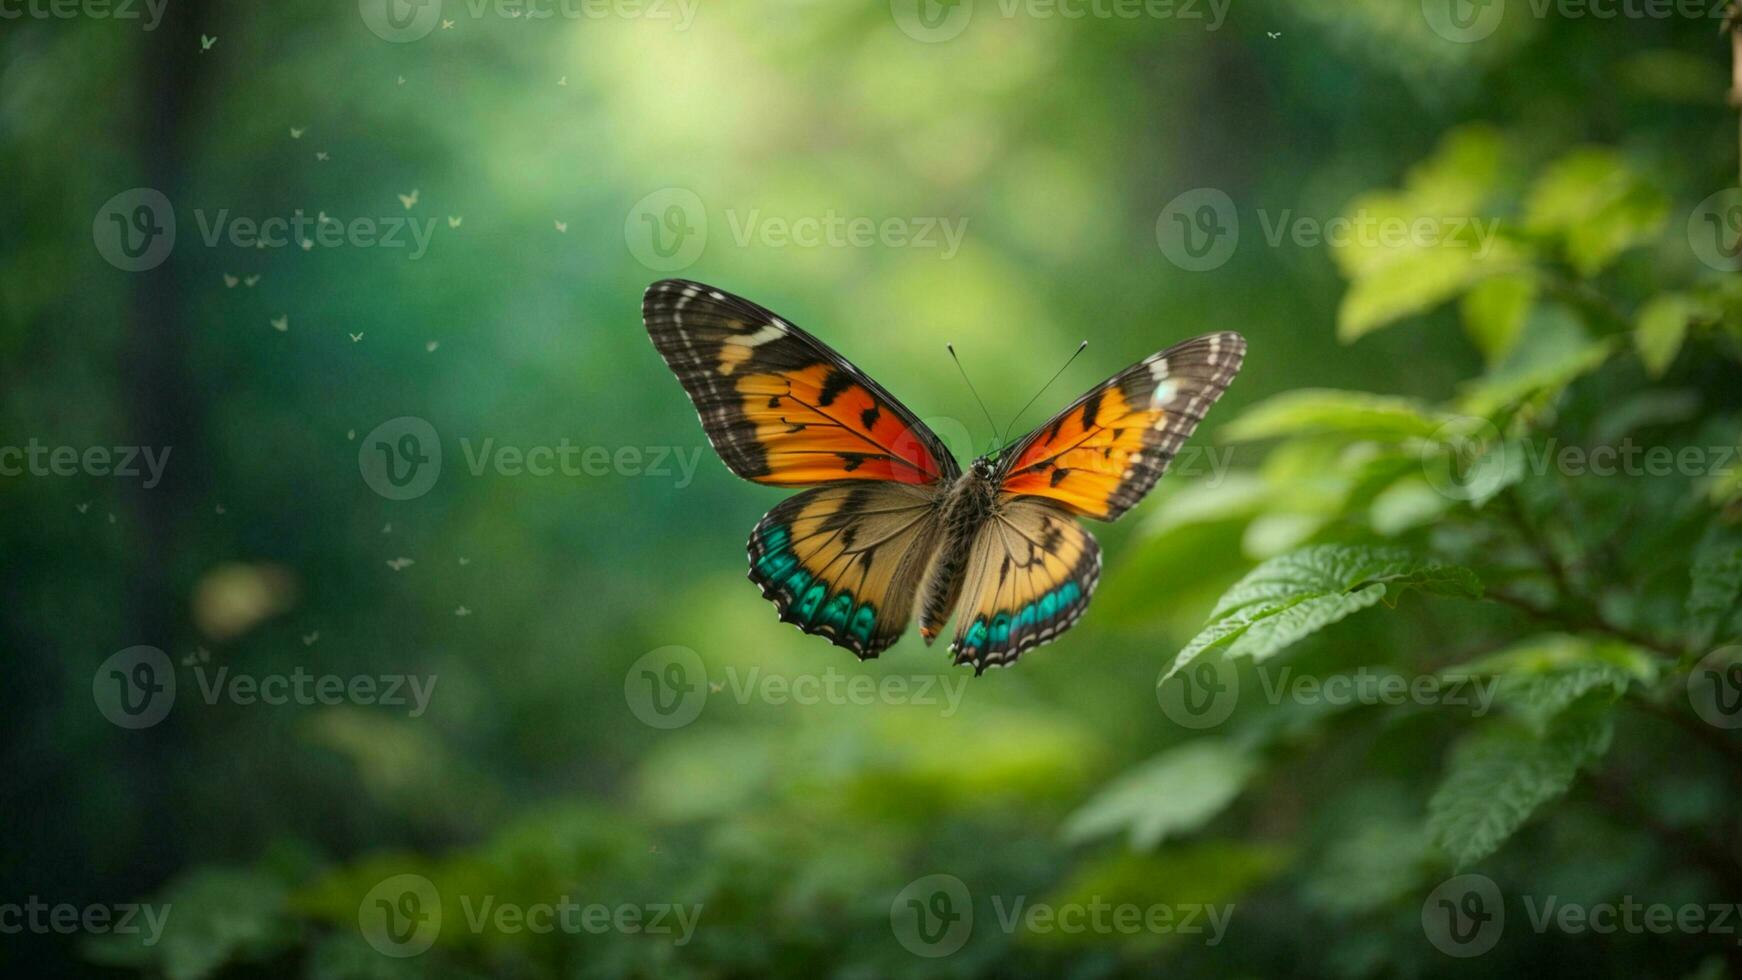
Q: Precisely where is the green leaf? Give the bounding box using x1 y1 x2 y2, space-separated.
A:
1163 545 1483 680
1688 529 1742 648
1338 247 1520 343
1634 293 1707 378
1460 272 1537 363
1369 476 1457 535
1333 126 1523 341
1221 389 1449 443
1458 304 1617 417
1062 739 1259 850
1523 147 1668 276
1492 664 1632 735
1426 701 1615 869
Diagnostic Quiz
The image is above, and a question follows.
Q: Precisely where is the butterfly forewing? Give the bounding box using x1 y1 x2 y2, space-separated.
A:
643 280 959 486
996 331 1246 520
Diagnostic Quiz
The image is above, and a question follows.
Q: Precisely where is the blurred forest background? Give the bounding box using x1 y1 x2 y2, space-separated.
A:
4 0 1742 976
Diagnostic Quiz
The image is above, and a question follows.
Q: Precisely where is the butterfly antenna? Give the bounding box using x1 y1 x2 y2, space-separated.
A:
999 340 1088 447
947 343 1001 447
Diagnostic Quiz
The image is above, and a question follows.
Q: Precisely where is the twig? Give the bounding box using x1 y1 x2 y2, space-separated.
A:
1486 588 1683 660
1624 694 1742 776
1500 489 1577 608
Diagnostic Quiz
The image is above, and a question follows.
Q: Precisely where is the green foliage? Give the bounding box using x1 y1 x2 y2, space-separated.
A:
1163 545 1482 679
8 5 1742 978
1426 697 1616 869
1061 739 1260 850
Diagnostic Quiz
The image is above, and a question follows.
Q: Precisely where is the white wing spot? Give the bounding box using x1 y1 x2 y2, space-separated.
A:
735 323 785 347
1150 379 1178 408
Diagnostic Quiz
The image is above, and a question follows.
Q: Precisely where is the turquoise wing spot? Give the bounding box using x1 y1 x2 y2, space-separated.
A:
965 618 988 649
796 582 827 621
1016 603 1037 632
822 592 853 630
849 605 876 643
1038 592 1058 619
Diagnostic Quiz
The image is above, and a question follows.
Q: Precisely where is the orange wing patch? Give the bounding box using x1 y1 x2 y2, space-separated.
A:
732 364 947 485
997 332 1245 521
644 279 959 487
1000 386 1161 516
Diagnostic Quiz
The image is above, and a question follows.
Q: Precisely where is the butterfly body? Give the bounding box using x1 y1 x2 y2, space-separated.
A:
645 279 1244 673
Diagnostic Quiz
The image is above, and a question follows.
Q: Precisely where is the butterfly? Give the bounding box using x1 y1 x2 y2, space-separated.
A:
643 279 1246 673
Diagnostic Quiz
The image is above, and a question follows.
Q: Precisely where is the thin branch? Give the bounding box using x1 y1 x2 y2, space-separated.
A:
1624 694 1742 776
1486 588 1683 660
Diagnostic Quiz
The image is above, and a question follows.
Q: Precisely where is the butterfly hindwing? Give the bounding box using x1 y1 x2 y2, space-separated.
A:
644 279 960 487
996 331 1246 520
748 483 946 658
947 498 1101 673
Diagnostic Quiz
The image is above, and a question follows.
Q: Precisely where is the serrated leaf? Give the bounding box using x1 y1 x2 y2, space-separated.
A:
1688 529 1742 648
1062 739 1259 850
1163 545 1482 680
1426 703 1615 868
1221 389 1449 443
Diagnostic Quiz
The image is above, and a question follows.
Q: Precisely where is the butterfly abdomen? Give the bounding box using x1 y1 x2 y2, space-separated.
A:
917 473 1000 642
